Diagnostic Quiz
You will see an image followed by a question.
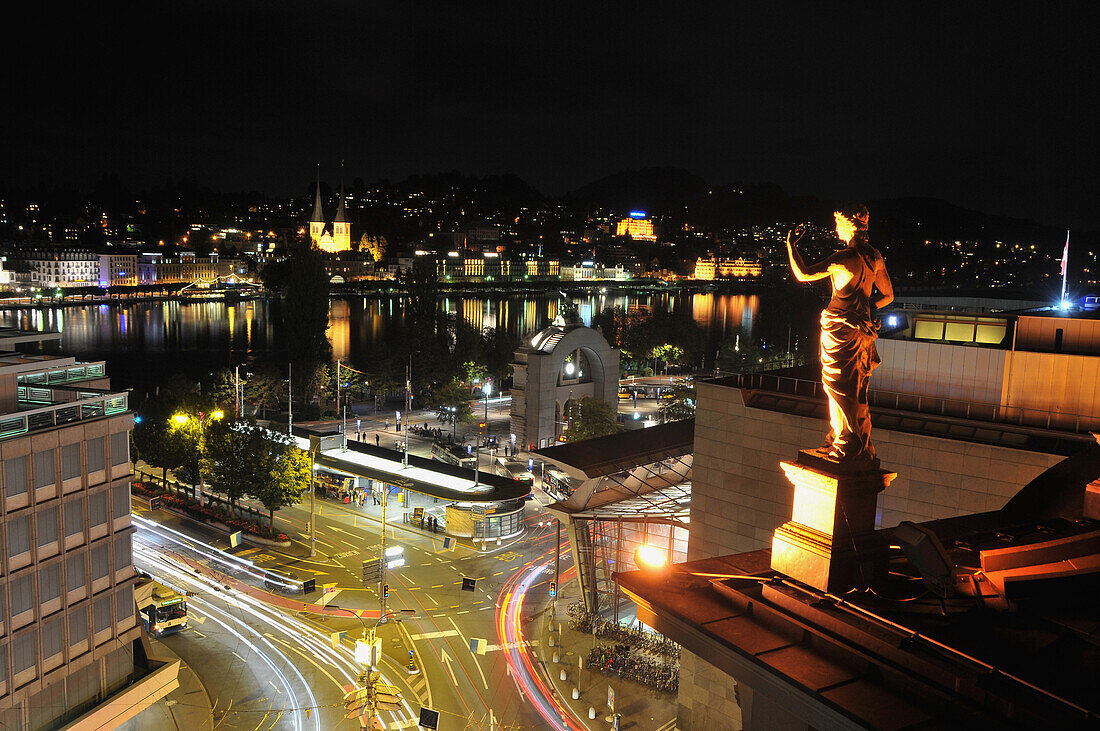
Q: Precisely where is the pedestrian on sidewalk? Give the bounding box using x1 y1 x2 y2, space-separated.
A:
375 433 380 447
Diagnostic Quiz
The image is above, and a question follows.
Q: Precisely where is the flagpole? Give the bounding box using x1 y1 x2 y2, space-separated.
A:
1060 230 1070 305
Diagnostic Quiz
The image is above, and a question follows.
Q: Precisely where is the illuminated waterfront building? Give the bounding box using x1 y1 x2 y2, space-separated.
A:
614 211 657 242
694 255 763 280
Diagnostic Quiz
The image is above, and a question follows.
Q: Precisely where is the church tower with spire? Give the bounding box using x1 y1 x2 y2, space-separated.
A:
309 166 326 247
308 165 352 253
331 181 351 251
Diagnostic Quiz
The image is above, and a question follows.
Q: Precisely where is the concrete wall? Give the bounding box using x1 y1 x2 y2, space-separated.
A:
689 380 1063 560
875 339 1007 404
677 651 745 731
1003 349 1100 427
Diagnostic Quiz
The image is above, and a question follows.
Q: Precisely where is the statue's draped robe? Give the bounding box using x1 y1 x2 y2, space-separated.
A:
820 247 880 460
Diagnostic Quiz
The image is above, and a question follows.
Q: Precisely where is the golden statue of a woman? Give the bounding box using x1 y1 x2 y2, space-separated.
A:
787 207 894 461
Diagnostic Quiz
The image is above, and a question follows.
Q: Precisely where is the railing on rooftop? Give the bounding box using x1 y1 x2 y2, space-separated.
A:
1 388 128 440
16 362 106 386
724 372 1100 435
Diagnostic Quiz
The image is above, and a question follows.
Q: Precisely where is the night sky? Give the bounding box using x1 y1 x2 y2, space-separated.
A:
5 3 1098 228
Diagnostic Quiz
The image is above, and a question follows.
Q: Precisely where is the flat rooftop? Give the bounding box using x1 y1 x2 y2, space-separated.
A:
291 426 529 504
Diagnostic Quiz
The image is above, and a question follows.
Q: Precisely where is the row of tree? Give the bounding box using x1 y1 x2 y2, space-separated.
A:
131 378 309 528
593 306 707 375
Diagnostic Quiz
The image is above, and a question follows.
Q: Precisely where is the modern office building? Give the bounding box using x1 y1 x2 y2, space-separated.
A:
0 328 177 729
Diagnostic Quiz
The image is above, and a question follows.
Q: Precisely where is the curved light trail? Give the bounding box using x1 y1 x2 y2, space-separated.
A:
496 560 588 731
133 529 417 729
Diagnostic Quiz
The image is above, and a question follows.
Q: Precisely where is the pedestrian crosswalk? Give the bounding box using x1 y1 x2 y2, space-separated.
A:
408 673 428 704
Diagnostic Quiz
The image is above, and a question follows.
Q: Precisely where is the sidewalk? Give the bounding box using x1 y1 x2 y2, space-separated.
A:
538 583 678 731
118 643 213 731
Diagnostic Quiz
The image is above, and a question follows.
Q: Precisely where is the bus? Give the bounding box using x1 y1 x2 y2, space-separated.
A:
135 577 189 636
431 441 477 469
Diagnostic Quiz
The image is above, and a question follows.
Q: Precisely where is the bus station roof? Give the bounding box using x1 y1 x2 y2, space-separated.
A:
291 426 529 504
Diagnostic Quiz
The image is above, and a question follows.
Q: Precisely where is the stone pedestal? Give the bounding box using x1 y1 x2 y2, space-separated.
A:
770 449 896 593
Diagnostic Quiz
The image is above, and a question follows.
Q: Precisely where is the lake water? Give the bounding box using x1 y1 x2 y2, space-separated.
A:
2 289 820 396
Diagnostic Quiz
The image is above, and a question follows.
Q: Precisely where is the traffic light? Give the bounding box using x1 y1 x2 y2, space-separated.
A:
383 584 390 599
549 581 557 598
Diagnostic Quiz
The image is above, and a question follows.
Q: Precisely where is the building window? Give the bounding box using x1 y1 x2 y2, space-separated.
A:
116 584 134 620
69 606 88 645
91 544 109 582
64 499 84 537
61 443 81 481
40 564 61 605
7 515 31 559
67 553 86 593
12 631 35 674
87 436 105 473
41 617 63 660
37 507 59 547
89 492 108 528
110 432 129 466
34 449 56 488
93 596 112 633
10 574 33 617
113 483 130 520
113 533 132 573
4 455 28 498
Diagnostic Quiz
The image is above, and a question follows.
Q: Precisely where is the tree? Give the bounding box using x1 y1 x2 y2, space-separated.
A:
358 233 387 262
132 414 190 485
282 238 333 411
658 384 696 423
431 380 475 440
203 369 238 412
201 419 255 512
245 363 284 418
247 430 310 528
167 414 205 486
562 396 623 442
482 326 516 385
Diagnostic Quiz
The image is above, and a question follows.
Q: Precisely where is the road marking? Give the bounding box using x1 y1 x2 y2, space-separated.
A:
447 617 489 690
457 610 469 615
407 629 460 640
231 651 246 662
492 571 503 576
430 585 443 589
409 675 428 703
268 680 281 694
439 649 459 686
317 589 343 606
484 639 539 652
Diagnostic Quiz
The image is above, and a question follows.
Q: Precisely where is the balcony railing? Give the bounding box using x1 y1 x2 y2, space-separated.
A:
723 372 1100 435
1 388 128 440
16 361 106 386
